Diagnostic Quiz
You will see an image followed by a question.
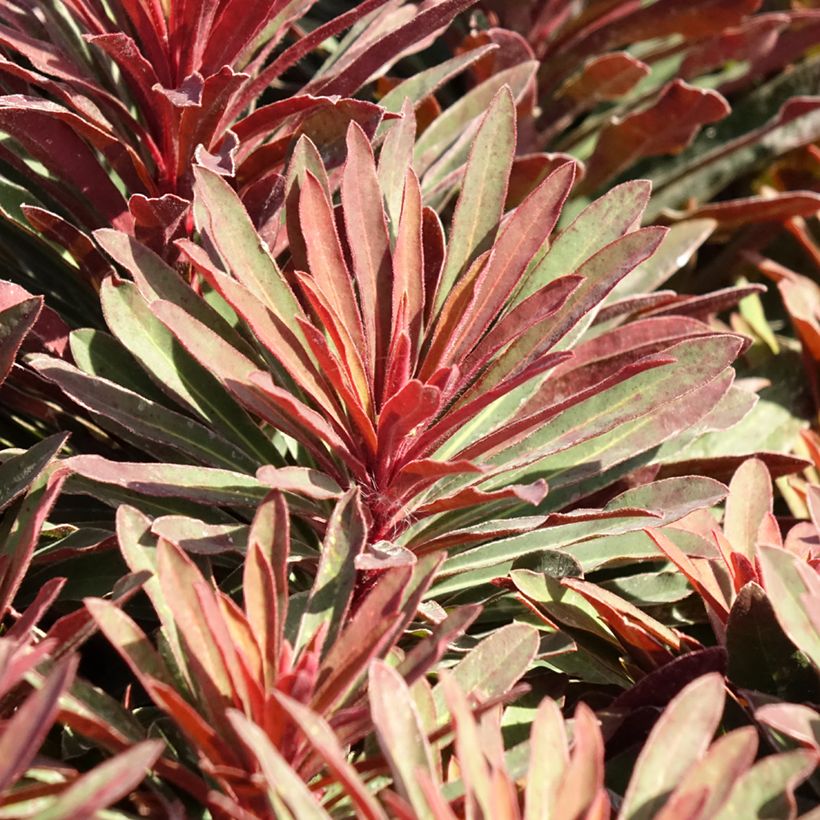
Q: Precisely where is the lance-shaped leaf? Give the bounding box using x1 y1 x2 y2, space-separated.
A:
620 673 726 820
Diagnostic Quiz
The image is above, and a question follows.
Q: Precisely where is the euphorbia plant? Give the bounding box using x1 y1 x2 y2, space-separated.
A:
32 90 748 576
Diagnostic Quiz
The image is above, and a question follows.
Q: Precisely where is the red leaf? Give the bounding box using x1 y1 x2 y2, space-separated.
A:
582 81 730 193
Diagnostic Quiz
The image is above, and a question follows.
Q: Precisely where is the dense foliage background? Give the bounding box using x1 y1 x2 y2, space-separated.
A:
0 0 819 816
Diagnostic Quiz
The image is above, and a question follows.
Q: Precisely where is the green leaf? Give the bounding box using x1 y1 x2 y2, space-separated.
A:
29 356 259 472
432 622 539 717
0 434 66 511
100 279 280 466
431 86 516 317
34 741 164 820
296 489 366 652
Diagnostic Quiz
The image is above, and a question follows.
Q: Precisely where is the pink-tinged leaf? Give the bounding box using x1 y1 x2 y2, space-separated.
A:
433 623 539 710
552 703 606 820
292 310 376 456
245 491 289 686
562 578 682 667
128 193 189 256
191 166 303 325
256 466 342 501
712 749 818 820
85 597 175 691
562 0 762 74
473 227 668 401
297 489 367 652
175 241 342 426
65 455 270 506
0 468 67 618
376 379 441 482
581 81 729 193
393 608 478 696
85 32 162 125
0 291 42 383
35 739 164 820
756 703 820 751
0 656 77 792
646 528 731 622
249 370 364 478
505 153 580 209
177 67 246 175
421 206 446 326
150 516 245 556
379 99 417 239
342 123 392 396
620 673 726 820
233 95 332 151
369 660 436 817
757 545 820 669
238 98 389 182
680 14 788 79
524 698 568 820
432 87 516 317
656 727 758 820
560 52 650 104
242 172 285 248
724 458 773 562
446 162 577 366
392 169 425 360
6 577 65 640
227 710 330 820
299 172 366 361
22 206 113 290
310 0 478 97
273 692 388 820
416 479 549 517
441 673 493 817
311 566 412 714
0 97 132 228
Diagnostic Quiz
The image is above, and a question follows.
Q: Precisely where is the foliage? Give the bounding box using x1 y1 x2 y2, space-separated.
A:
0 0 819 817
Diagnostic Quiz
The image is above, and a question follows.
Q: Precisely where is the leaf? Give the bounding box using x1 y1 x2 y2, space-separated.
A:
524 698 568 820
432 623 539 716
273 692 388 820
228 710 331 820
64 456 270 506
559 52 650 104
712 749 818 820
0 292 41 383
758 545 820 669
620 673 726 820
756 703 820 751
100 279 279 466
296 489 366 652
724 458 773 562
0 657 77 792
0 433 65 512
29 355 258 472
581 80 729 193
34 740 164 820
369 660 437 819
431 86 516 317
726 582 816 698
655 728 758 820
